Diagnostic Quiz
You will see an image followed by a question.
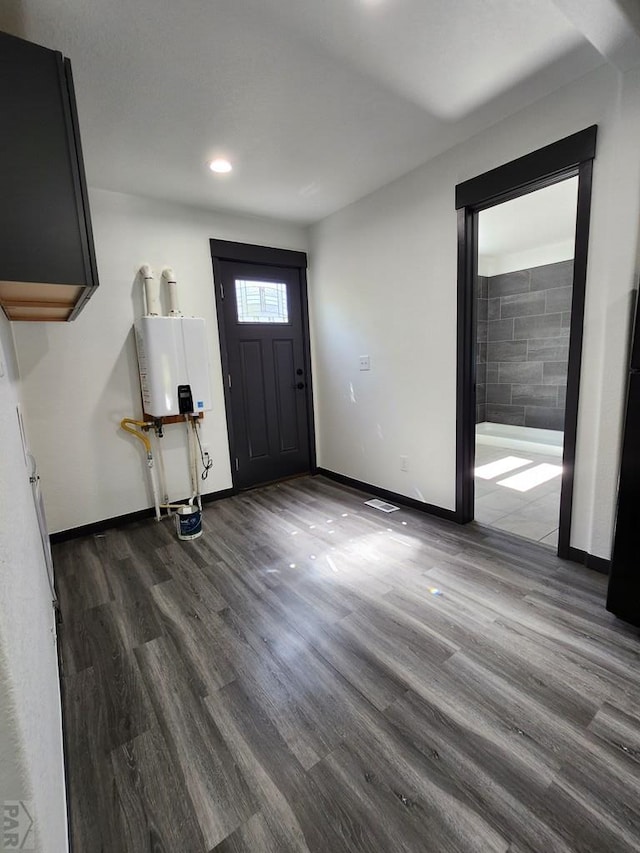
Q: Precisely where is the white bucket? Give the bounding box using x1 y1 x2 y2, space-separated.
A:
175 504 202 540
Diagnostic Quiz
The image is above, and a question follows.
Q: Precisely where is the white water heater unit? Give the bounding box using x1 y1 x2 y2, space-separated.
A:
135 316 212 417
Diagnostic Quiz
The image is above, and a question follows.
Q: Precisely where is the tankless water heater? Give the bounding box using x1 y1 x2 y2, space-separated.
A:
134 316 212 417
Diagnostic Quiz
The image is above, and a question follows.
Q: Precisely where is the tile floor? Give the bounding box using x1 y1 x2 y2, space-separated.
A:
474 441 562 547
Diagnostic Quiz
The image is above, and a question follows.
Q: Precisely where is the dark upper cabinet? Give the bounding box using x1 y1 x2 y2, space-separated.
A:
0 30 98 321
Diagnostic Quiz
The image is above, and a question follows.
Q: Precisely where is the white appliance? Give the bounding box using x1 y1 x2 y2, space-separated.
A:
134 316 212 417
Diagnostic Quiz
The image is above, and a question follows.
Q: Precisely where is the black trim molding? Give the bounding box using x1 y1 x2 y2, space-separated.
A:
210 239 306 269
49 488 237 544
567 547 611 576
456 206 476 524
455 126 597 210
317 468 458 523
557 158 593 557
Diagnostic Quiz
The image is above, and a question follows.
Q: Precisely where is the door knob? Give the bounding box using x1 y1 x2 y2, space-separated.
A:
296 382 305 390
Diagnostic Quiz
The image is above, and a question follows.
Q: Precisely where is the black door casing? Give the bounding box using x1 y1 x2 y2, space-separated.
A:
211 242 314 490
454 126 597 560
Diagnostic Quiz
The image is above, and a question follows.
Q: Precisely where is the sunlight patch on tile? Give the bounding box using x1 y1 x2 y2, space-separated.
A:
475 456 532 480
497 463 562 492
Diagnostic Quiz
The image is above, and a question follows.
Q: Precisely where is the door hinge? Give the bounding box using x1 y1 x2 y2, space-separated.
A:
220 281 225 300
235 457 239 471
228 373 232 389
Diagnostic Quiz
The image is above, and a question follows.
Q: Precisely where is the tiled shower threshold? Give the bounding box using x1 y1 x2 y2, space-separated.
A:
476 422 563 457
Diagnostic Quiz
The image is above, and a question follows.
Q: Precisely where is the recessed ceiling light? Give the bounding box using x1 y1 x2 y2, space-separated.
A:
209 158 232 174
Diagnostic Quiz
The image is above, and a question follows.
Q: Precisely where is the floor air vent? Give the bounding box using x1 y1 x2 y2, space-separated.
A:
364 498 400 513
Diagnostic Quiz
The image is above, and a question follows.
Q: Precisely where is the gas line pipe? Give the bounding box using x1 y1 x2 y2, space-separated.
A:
119 418 161 521
120 417 201 520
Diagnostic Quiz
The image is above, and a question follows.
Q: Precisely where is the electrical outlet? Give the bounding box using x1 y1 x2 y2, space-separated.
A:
359 355 370 371
202 446 211 467
400 455 408 472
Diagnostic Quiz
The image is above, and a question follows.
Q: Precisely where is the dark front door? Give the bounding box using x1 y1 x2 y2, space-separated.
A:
217 259 312 489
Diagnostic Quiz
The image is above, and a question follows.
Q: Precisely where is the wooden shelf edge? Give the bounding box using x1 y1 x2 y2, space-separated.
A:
143 412 205 426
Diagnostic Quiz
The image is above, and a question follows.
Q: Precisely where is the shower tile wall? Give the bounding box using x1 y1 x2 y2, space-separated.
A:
476 260 572 430
476 276 489 423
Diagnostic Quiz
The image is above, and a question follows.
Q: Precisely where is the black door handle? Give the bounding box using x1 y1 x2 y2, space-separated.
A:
296 382 305 390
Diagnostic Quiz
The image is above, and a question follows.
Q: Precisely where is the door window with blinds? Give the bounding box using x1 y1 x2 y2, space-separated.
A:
235 279 289 324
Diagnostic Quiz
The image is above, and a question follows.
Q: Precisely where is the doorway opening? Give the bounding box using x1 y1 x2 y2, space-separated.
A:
474 178 578 547
455 126 597 560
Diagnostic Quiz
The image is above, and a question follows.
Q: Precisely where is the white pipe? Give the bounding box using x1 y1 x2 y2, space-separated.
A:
185 416 198 504
154 432 170 514
192 419 202 511
146 452 161 521
140 265 161 316
162 267 181 316
191 423 200 509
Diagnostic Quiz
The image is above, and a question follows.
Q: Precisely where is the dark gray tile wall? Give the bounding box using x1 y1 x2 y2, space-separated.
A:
475 276 488 424
475 260 572 430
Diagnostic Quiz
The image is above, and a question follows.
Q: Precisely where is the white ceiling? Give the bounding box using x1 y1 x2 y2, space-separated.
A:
1 0 639 224
479 177 579 261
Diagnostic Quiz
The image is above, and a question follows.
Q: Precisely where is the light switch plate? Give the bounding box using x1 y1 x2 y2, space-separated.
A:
359 355 370 371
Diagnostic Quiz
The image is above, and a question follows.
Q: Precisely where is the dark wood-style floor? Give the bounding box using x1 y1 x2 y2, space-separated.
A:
54 475 640 853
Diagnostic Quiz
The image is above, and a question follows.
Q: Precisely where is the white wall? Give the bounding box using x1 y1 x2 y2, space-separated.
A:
478 240 575 277
309 63 640 560
0 313 68 853
13 190 308 533
477 176 579 275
